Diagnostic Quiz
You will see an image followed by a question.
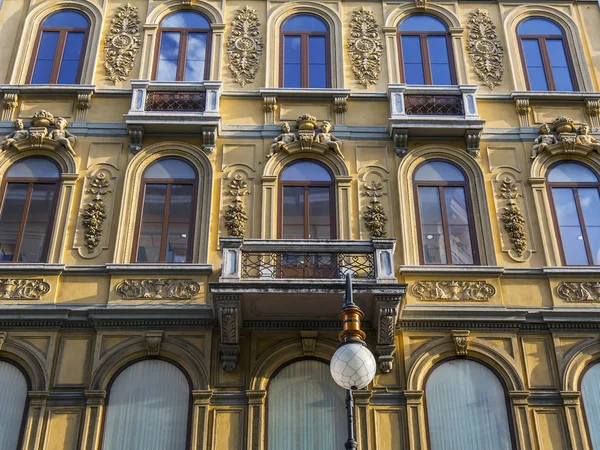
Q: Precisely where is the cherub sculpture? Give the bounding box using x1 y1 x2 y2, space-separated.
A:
267 122 296 158
48 117 77 155
316 121 344 159
576 124 600 151
0 119 29 150
531 123 557 159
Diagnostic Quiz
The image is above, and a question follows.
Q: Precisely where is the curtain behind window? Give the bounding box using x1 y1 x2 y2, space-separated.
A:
582 364 600 449
0 361 27 449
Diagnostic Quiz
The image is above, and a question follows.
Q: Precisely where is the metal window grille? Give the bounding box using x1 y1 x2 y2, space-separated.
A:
145 92 206 112
405 94 464 116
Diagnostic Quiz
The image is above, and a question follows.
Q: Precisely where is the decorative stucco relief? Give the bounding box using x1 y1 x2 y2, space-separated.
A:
467 9 504 90
227 6 263 87
1 111 77 154
532 116 600 158
412 281 496 301
224 174 250 237
451 330 470 355
115 279 201 299
82 171 112 254
362 181 387 238
267 115 344 157
348 8 383 87
556 282 600 303
104 4 141 83
0 279 50 300
497 177 528 259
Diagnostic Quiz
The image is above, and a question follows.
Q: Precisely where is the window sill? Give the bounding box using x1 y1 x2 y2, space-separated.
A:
0 84 95 96
106 263 213 275
511 91 600 101
259 87 351 99
0 263 65 275
398 265 504 277
542 266 600 277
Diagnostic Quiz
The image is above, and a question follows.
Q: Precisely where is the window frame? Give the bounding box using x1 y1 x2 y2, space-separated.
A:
277 160 336 239
516 17 578 92
26 10 90 84
0 158 62 263
547 161 600 266
152 11 212 82
131 158 199 263
397 15 456 85
579 360 600 450
279 14 332 88
0 358 31 450
413 159 479 265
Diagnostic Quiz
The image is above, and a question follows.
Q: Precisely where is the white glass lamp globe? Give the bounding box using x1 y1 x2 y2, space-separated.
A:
330 342 377 390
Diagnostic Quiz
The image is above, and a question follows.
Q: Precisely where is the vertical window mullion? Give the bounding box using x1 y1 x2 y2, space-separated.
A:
302 34 309 88
421 34 432 84
177 31 188 81
13 183 34 262
539 38 556 91
50 30 68 84
438 186 453 264
159 184 172 262
573 187 595 265
304 186 310 239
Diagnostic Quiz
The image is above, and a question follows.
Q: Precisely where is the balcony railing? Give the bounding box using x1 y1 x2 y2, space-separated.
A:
145 91 206 112
388 84 479 120
405 94 464 116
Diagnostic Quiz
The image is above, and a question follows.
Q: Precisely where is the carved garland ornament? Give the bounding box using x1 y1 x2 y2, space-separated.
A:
104 4 141 83
362 181 387 238
412 281 496 301
115 279 201 299
224 175 250 237
497 177 527 258
82 172 111 253
348 8 383 87
556 282 600 303
227 6 263 87
0 279 50 300
467 9 504 90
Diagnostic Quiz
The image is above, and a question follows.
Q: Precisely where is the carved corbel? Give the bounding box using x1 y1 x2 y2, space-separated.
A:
75 92 93 122
145 331 163 356
216 294 242 372
263 95 277 125
515 97 531 127
451 330 470 355
202 126 216 155
0 331 6 351
414 0 427 8
300 331 318 356
128 126 143 154
586 99 600 130
393 129 408 158
1 92 18 121
333 95 348 125
374 295 402 372
465 129 481 158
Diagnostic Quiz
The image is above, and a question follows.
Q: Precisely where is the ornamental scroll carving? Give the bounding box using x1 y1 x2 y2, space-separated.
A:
362 181 387 238
227 6 263 87
556 282 600 302
115 279 201 299
348 8 383 87
497 177 527 259
104 4 141 83
224 174 250 237
82 171 112 253
467 9 503 90
0 279 50 300
412 281 496 301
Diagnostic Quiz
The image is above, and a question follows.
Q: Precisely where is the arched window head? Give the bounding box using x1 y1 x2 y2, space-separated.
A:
0 157 61 263
414 160 478 265
0 360 28 449
281 14 330 88
398 14 455 85
154 11 211 81
547 162 600 265
425 359 513 450
581 363 600 448
517 17 577 91
28 10 89 84
279 160 335 239
133 158 198 263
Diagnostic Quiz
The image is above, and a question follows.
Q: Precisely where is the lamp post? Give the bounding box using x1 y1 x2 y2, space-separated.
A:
330 274 377 450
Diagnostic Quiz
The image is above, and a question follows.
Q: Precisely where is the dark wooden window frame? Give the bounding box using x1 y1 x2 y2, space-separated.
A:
547 161 600 266
397 18 457 85
279 14 332 88
413 159 480 265
578 360 600 450
0 161 61 263
517 18 578 92
0 357 33 450
152 13 212 82
26 11 90 84
131 160 199 263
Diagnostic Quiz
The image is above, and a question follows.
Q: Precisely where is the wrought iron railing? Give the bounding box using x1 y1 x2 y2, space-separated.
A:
404 94 464 116
145 91 206 112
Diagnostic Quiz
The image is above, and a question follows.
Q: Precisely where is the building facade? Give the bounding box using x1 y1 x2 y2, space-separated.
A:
0 0 600 449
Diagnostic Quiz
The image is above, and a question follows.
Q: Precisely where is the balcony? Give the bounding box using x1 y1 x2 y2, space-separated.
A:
387 84 485 157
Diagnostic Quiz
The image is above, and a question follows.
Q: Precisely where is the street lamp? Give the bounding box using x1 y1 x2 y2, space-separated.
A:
330 273 377 450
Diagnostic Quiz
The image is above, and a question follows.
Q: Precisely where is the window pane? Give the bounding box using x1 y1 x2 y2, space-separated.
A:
157 32 181 81
546 39 574 91
144 158 196 179
399 14 447 32
7 158 60 178
165 184 193 263
18 183 55 263
308 36 327 88
137 184 167 262
552 187 589 265
162 11 210 29
57 32 84 84
522 39 548 91
418 186 447 264
444 187 474 265
0 184 28 261
0 361 28 450
281 161 331 182
415 161 465 182
578 188 600 265
184 33 207 81
401 36 425 84
283 14 327 32
308 187 331 239
582 364 600 450
428 36 452 85
31 31 59 84
518 17 563 35
549 163 598 182
283 36 301 88
43 10 88 28
282 186 305 239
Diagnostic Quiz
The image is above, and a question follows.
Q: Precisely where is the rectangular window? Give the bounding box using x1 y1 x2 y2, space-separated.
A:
443 187 474 265
184 33 207 81
283 36 302 88
308 36 327 88
552 187 589 265
0 184 28 261
164 184 193 263
418 186 447 264
57 32 84 84
137 184 167 263
282 186 305 239
578 188 600 264
427 36 452 85
157 32 181 81
401 36 425 84
522 39 549 91
31 32 60 84
308 187 331 239
546 39 574 91
18 184 56 262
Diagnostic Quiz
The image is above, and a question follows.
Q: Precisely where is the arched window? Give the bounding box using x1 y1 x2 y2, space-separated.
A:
133 158 198 263
28 10 89 84
414 160 477 265
279 160 335 239
581 363 600 448
547 162 600 265
0 158 61 263
154 11 211 81
102 360 190 450
425 359 513 450
0 360 28 449
398 14 455 85
268 360 346 449
281 14 330 88
517 18 576 91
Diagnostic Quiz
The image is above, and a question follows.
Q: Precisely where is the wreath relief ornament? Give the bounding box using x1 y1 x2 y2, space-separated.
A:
227 6 263 87
467 9 504 90
348 8 383 87
104 4 141 83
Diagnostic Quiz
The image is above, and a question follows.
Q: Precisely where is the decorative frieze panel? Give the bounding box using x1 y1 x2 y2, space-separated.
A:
104 4 141 83
348 8 383 87
115 279 201 299
467 9 503 90
0 279 50 300
556 282 600 303
412 281 496 302
215 294 242 372
227 6 263 87
224 174 250 237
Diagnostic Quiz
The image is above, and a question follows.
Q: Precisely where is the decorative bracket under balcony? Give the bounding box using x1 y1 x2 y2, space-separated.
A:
215 293 242 372
388 84 485 158
374 294 404 373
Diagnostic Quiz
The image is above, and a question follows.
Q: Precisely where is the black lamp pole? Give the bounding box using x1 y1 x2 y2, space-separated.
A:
342 273 358 450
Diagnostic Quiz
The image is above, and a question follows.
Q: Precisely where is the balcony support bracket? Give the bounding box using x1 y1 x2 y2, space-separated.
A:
215 294 242 372
393 129 409 158
374 295 403 373
128 125 143 154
